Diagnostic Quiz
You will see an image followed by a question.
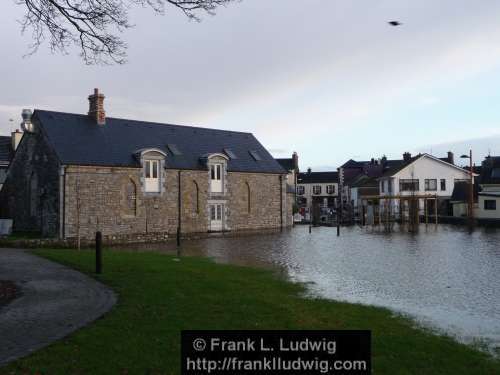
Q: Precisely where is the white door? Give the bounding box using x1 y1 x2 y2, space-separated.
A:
210 164 223 193
210 204 223 231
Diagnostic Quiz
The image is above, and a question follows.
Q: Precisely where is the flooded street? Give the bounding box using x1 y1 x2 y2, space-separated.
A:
123 224 500 353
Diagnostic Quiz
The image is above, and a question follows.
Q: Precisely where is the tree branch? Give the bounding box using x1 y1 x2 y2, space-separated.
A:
16 0 238 64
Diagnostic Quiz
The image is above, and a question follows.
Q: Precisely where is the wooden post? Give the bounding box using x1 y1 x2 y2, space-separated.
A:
378 201 382 227
434 196 438 226
177 170 181 247
336 201 340 236
425 198 428 226
95 231 102 274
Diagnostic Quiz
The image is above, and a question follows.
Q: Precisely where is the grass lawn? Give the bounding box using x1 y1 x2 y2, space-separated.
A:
3 249 500 374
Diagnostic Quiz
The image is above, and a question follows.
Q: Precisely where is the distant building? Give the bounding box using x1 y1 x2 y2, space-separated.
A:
378 152 472 215
476 156 500 221
276 152 299 194
0 130 22 191
339 156 405 221
0 89 292 239
296 169 339 212
450 180 479 218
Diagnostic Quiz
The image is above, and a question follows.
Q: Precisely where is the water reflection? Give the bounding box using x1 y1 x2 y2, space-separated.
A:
117 224 500 353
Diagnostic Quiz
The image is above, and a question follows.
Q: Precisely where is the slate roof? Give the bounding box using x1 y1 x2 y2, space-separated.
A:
34 110 286 174
0 136 12 165
275 158 295 172
479 156 500 185
297 171 339 184
351 175 379 188
341 159 368 168
451 180 479 202
340 158 405 184
380 155 421 178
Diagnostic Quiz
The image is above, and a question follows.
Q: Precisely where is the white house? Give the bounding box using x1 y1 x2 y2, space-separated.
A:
378 153 473 215
475 156 500 221
296 170 339 210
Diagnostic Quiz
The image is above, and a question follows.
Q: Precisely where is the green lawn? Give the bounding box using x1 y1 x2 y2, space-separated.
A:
3 249 500 374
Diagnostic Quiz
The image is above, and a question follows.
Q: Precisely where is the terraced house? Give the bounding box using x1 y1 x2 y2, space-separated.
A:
0 89 291 240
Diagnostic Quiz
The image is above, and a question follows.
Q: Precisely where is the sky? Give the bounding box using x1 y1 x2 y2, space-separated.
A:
1 0 500 170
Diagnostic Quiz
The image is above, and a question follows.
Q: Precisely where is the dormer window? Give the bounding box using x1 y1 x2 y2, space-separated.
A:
134 148 166 194
144 160 160 192
210 163 223 193
204 153 229 195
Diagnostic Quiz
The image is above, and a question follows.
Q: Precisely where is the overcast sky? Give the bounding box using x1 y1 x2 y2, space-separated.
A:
1 0 500 170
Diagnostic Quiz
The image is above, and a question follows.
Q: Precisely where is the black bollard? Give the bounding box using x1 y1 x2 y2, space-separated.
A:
95 231 102 274
337 209 340 237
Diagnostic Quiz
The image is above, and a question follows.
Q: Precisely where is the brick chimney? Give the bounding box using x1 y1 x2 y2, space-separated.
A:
88 88 106 125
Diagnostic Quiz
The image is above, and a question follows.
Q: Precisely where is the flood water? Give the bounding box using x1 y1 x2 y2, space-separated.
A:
123 224 500 353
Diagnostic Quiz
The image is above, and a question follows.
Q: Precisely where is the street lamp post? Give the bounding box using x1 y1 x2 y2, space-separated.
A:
460 150 474 227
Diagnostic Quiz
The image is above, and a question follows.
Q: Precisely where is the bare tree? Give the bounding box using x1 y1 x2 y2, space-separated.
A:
17 0 237 64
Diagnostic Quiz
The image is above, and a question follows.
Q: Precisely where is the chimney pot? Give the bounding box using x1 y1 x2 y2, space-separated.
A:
292 151 299 172
403 152 412 162
447 151 454 165
11 129 23 151
88 88 106 125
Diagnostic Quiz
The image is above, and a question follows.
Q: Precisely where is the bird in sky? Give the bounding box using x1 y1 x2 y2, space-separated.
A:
388 21 402 26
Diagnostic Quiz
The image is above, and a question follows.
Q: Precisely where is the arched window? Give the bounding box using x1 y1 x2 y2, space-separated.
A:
29 172 38 217
193 181 199 214
246 181 251 213
126 179 137 216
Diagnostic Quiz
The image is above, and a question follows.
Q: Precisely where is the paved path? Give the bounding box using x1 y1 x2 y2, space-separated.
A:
0 248 117 366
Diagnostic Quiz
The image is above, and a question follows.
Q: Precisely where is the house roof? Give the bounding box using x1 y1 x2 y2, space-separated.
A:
351 175 379 188
297 171 339 184
341 159 368 168
275 158 295 172
34 110 286 174
380 155 421 177
451 180 479 202
479 156 500 185
0 136 12 165
380 153 470 178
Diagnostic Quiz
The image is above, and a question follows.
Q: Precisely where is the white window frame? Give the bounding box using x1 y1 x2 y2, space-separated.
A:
210 163 224 193
440 179 446 191
297 185 305 195
144 159 160 193
313 185 321 195
425 179 437 191
326 185 335 194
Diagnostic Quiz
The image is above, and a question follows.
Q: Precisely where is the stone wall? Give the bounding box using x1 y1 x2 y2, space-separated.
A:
63 166 289 239
0 128 60 236
227 172 285 230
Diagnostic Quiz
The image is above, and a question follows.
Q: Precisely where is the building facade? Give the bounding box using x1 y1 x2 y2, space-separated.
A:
296 170 339 213
0 89 291 239
476 156 500 221
378 153 472 215
0 130 22 191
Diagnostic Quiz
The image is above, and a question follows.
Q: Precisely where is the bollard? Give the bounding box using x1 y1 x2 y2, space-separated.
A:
95 231 102 274
337 209 340 237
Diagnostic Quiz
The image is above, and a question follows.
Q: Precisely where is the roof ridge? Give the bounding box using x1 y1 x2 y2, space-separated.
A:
34 109 253 135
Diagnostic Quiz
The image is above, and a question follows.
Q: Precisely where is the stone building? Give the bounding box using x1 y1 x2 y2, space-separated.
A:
0 130 23 191
0 89 291 239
